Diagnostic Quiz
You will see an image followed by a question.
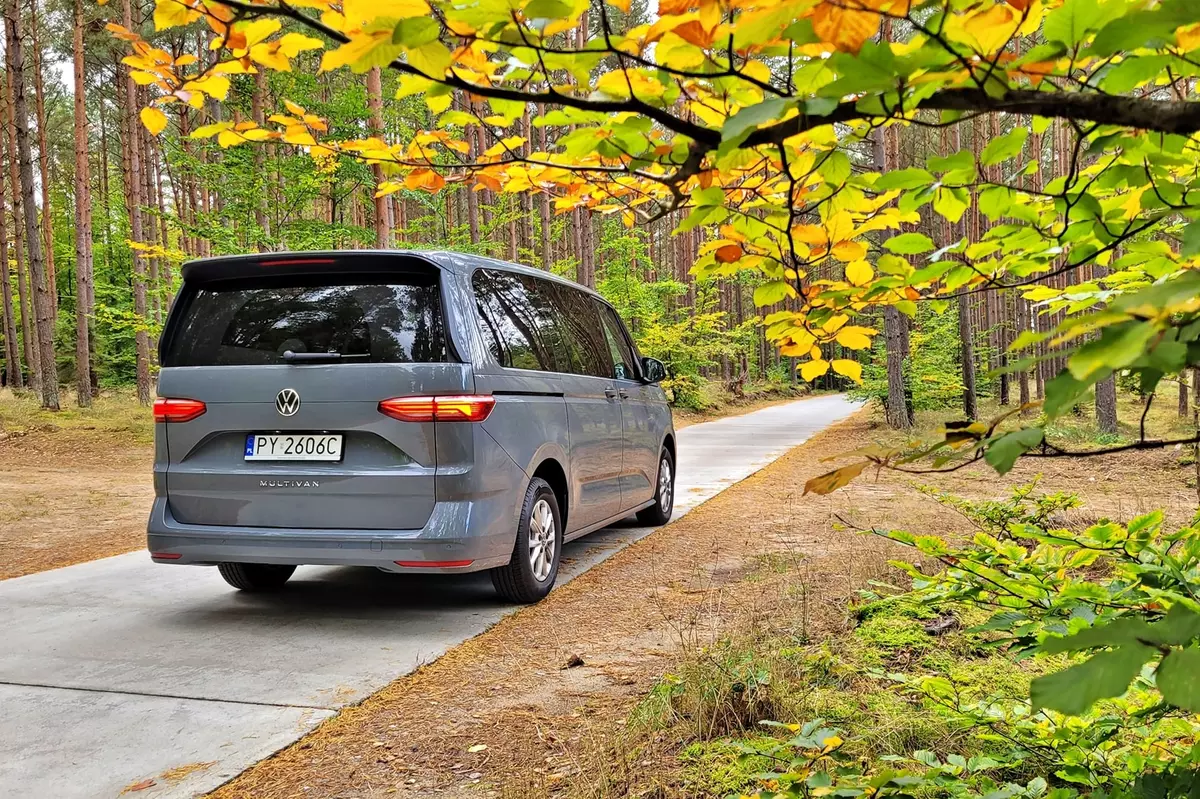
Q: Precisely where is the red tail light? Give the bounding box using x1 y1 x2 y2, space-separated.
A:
153 397 207 423
378 395 495 422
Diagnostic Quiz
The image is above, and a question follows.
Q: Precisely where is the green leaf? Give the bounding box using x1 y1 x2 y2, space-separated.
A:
978 186 1012 221
1044 370 1090 417
523 0 573 17
1044 0 1126 47
874 168 934 191
721 97 792 146
1030 645 1157 716
933 187 969 224
818 150 852 187
980 128 1029 167
884 233 935 255
1042 617 1156 654
1156 647 1200 712
1145 604 1200 647
1182 221 1200 258
1068 322 1156 380
927 150 973 175
391 16 439 47
984 428 1044 475
1100 55 1172 94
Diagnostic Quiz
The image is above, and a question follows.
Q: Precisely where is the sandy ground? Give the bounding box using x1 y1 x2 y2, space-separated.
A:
0 431 153 580
205 411 1198 799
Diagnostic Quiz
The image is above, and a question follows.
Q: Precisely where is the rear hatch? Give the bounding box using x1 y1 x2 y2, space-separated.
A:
157 254 468 531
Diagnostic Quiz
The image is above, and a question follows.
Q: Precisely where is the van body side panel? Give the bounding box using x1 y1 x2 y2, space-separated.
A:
558 372 624 528
615 380 670 507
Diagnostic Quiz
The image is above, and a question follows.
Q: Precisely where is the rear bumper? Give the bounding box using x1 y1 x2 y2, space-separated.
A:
146 498 514 573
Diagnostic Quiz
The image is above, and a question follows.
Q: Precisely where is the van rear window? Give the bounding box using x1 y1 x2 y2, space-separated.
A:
162 276 447 366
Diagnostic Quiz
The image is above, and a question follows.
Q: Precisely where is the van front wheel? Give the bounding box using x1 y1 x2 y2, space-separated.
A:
491 478 562 604
217 562 296 592
637 448 675 526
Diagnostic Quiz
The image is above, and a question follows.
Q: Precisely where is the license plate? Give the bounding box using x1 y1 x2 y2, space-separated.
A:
245 434 343 462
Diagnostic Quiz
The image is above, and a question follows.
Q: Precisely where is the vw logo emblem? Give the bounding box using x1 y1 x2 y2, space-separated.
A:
275 388 301 417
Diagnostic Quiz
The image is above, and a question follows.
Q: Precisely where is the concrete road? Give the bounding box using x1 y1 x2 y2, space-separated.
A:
0 395 861 798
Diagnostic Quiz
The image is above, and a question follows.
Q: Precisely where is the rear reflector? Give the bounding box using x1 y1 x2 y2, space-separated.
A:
379 395 495 423
150 552 182 560
153 397 207 423
394 560 474 568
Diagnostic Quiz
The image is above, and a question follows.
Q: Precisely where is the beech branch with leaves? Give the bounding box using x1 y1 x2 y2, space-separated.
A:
118 0 1200 485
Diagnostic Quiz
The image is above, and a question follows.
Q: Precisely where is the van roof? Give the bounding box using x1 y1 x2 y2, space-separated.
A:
180 250 605 300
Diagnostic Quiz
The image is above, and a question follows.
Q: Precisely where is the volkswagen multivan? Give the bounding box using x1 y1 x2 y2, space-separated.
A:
148 251 675 603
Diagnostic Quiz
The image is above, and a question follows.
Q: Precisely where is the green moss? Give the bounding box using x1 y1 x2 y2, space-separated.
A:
679 738 774 799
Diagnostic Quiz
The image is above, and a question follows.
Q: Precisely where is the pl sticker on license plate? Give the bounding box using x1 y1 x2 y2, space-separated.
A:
244 433 343 461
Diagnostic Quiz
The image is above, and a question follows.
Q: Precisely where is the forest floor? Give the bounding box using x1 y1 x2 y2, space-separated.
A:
0 381 815 581
206 393 1199 799
0 389 154 580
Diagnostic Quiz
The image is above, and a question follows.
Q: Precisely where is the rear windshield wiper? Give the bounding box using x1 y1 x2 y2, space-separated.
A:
282 350 372 363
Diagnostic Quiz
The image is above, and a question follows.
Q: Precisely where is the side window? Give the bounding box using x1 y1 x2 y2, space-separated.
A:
471 269 570 372
550 284 612 378
596 302 639 381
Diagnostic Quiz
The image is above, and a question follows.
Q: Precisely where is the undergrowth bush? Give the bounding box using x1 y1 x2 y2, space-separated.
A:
661 485 1200 798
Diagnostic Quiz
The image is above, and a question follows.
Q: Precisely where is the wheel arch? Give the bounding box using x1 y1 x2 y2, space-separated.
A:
530 457 569 531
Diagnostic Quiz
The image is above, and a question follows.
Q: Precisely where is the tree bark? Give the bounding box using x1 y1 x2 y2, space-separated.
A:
5 0 57 409
1179 374 1190 417
366 67 392 248
251 70 270 250
72 0 93 406
959 295 978 420
121 0 151 405
30 1 54 318
1095 375 1118 434
0 140 16 389
883 306 911 429
5 64 35 393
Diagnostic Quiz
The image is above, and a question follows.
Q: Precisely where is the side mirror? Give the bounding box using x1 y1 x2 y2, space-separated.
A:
641 357 667 384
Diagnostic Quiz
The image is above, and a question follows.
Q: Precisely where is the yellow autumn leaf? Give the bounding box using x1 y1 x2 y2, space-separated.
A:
238 18 281 50
186 74 230 100
955 3 1020 55
832 359 863 383
154 0 194 30
835 326 874 350
283 125 317 146
216 129 243 147
279 32 324 58
800 358 830 381
344 0 430 25
139 106 168 135
405 169 447 192
284 99 307 116
844 259 873 286
608 0 632 11
1179 22 1200 52
810 0 881 54
250 43 290 71
320 29 390 72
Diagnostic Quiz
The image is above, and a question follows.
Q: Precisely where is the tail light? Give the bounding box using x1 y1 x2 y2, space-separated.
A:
153 397 207 423
378 395 495 422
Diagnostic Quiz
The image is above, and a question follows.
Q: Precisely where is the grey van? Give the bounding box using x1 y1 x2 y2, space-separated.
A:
147 251 675 603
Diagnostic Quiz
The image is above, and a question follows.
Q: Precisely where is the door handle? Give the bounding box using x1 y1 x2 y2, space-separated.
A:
618 389 630 399
604 388 620 400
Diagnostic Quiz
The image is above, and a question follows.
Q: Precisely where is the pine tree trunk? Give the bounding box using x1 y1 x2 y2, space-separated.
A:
873 121 910 427
0 150 17 388
958 295 978 420
72 0 92 407
30 2 54 319
5 0 57 409
537 102 551 268
251 70 270 250
5 64 35 393
1179 374 1190 417
366 67 392 248
1095 376 1118 433
121 0 151 404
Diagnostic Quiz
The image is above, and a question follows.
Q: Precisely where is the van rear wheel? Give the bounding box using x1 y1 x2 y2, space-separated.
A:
491 477 562 604
217 562 296 592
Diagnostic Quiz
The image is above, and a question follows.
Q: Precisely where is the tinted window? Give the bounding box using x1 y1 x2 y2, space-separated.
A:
550 284 612 378
473 269 571 372
597 302 639 381
163 276 446 366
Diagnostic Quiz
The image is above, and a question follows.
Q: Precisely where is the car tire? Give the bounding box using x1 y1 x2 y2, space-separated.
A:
217 562 296 592
491 477 562 604
637 448 675 526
